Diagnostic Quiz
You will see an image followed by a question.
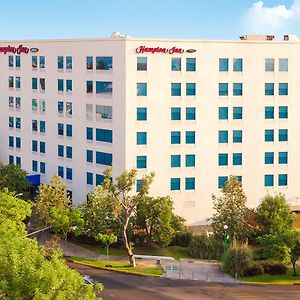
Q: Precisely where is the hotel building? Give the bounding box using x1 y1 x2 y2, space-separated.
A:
0 34 299 224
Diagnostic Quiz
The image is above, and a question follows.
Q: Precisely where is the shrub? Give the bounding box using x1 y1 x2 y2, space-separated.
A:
171 231 193 247
261 262 287 275
243 262 264 277
188 234 223 260
222 243 253 277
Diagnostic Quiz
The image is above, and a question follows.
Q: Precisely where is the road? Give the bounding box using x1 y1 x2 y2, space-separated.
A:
67 261 300 300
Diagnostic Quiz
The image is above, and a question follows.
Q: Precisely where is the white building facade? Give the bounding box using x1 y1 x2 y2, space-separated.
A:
0 35 299 224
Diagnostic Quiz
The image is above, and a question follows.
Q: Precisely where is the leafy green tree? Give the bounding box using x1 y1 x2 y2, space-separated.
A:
95 233 117 262
102 168 154 267
135 196 184 246
0 162 29 194
212 175 250 242
36 175 71 225
50 207 85 241
80 185 119 237
255 194 296 235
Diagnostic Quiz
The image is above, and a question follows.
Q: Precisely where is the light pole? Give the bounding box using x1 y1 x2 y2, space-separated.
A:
223 225 228 255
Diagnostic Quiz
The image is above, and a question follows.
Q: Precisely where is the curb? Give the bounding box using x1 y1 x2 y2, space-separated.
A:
240 281 300 285
66 258 163 277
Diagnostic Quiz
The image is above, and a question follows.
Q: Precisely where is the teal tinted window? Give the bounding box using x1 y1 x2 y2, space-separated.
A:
279 83 288 95
66 168 72 180
66 56 72 69
278 174 287 186
86 150 93 162
171 83 181 96
172 58 181 71
58 145 64 157
96 174 105 185
40 162 45 174
265 58 274 72
96 128 113 143
32 160 38 172
279 106 288 119
171 131 181 144
233 83 243 96
96 81 112 94
58 166 64 178
58 79 64 92
265 83 274 96
171 178 180 190
66 80 72 92
16 157 21 165
57 56 64 69
279 58 288 72
39 141 45 153
233 153 242 165
171 155 181 168
265 175 274 187
66 146 72 159
32 78 38 90
87 80 93 93
218 153 228 166
185 177 195 190
219 83 228 96
86 56 93 69
66 124 72 137
96 56 112 70
233 130 242 143
219 58 228 71
87 172 93 185
279 152 288 164
96 151 112 166
86 127 93 140
186 131 195 144
185 154 195 167
233 58 243 71
9 136 14 147
136 156 147 169
218 131 228 143
265 152 274 164
137 57 147 71
137 83 147 96
137 107 147 120
265 130 274 142
218 176 228 188
16 137 21 148
40 121 45 133
186 83 196 96
186 58 196 71
136 179 142 192
279 129 288 141
137 132 147 145
233 107 242 119
32 140 38 152
186 107 196 120
265 106 274 119
171 107 181 120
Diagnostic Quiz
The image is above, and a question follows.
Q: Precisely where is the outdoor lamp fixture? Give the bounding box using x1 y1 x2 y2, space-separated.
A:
223 225 228 254
15 193 23 197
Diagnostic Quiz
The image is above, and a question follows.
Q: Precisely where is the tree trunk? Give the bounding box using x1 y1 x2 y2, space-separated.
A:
293 261 297 276
122 214 136 267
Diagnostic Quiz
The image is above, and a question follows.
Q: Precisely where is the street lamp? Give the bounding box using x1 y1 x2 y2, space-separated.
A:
15 193 23 197
223 225 228 255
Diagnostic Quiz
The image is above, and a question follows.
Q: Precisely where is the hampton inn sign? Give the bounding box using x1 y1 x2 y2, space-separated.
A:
0 44 39 54
136 45 196 54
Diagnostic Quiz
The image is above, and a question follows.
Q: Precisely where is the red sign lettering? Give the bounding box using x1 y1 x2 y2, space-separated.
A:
136 45 185 54
0 44 38 54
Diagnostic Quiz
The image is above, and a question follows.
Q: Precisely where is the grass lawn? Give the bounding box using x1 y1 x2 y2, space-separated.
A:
72 240 191 260
68 256 164 276
239 268 300 284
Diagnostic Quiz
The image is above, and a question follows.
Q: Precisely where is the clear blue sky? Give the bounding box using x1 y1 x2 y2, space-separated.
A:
0 0 298 40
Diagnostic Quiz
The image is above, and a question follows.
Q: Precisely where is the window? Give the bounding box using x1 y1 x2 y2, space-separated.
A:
58 166 64 178
233 107 243 119
219 58 228 71
279 58 288 72
186 58 196 71
40 100 46 112
137 83 147 96
32 56 37 68
86 104 93 120
265 83 274 96
32 160 38 172
137 107 147 121
58 101 64 114
171 107 181 120
87 81 93 93
32 78 38 90
9 76 14 88
279 152 288 164
9 116 14 128
218 153 228 166
265 175 274 187
15 97 21 110
87 172 93 185
279 106 288 119
233 130 242 143
186 83 196 96
265 58 274 72
186 107 196 120
96 105 112 120
96 57 112 70
40 56 45 68
265 129 274 142
185 154 195 167
278 174 288 186
57 123 64 135
96 174 105 185
137 156 147 168
136 180 142 192
137 132 147 145
171 155 181 168
66 102 72 116
265 106 274 119
66 146 72 158
96 81 112 94
278 129 288 142
137 57 147 71
16 137 21 148
171 83 181 96
265 152 274 164
58 145 64 157
66 56 72 69
233 58 243 72
96 129 113 143
86 150 93 162
40 121 45 133
218 131 228 143
9 56 14 67
40 141 45 153
40 162 45 173
66 168 72 180
170 178 180 190
32 140 38 152
95 151 112 166
186 131 195 144
86 57 93 69
15 77 21 89
9 96 14 108
58 79 64 92
66 80 72 92
279 83 288 96
86 127 93 140
219 107 228 120
9 155 14 164
16 117 21 129
233 153 242 165
32 120 38 132
172 58 181 71
171 131 181 144
40 78 45 91
219 83 228 96
58 56 64 69
15 56 21 68
233 83 243 96
66 124 72 137
9 136 14 147
185 177 195 190
218 176 228 188
16 157 21 166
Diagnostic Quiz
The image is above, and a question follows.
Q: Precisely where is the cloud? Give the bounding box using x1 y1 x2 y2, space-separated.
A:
245 0 300 34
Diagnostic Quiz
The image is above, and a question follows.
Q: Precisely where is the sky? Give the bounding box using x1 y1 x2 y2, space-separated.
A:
0 0 299 40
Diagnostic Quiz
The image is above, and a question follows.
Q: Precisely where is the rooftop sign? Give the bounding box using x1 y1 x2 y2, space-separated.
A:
136 45 185 54
0 44 39 54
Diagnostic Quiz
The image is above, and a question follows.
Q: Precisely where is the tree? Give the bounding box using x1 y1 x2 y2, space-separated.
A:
50 207 85 241
36 175 71 225
95 233 117 262
0 162 29 194
135 196 184 246
102 168 154 267
212 175 250 242
255 194 296 236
